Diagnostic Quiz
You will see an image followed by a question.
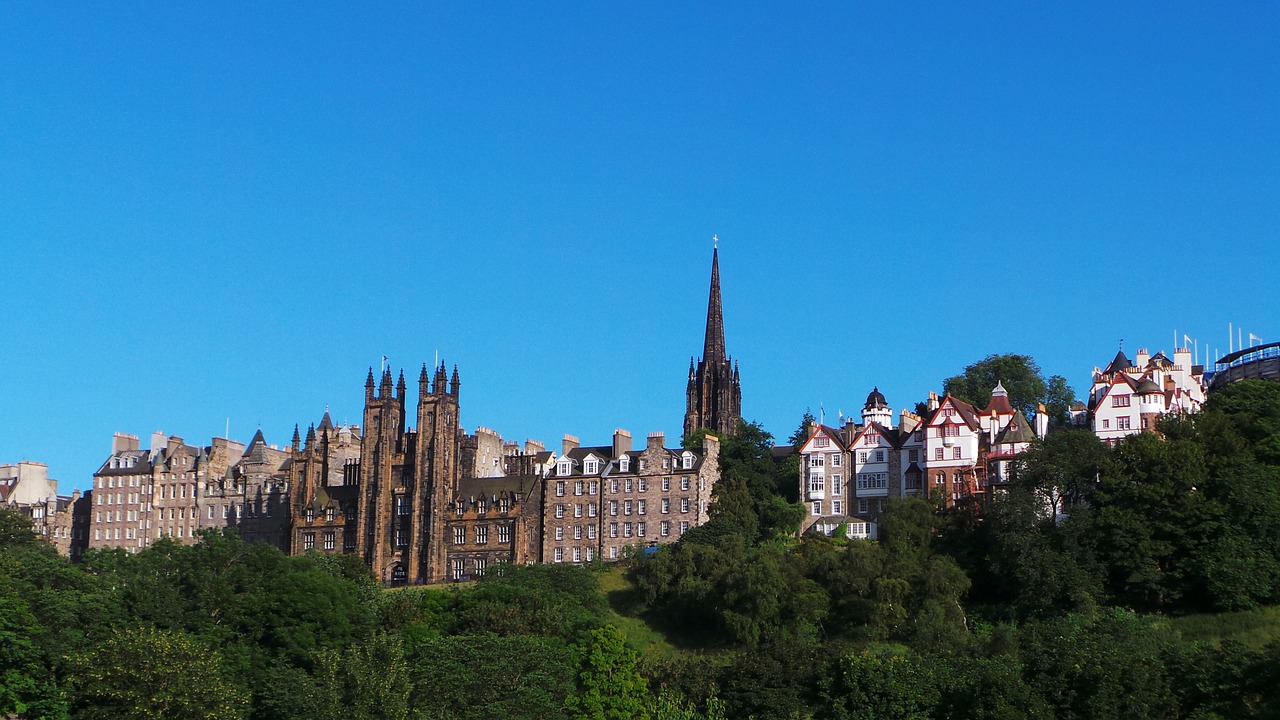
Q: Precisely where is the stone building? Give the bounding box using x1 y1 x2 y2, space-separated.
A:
445 472 543 580
0 461 86 555
684 246 742 439
542 430 720 564
1089 346 1206 445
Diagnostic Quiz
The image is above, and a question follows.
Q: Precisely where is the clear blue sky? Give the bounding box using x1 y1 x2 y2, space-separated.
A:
3 3 1277 492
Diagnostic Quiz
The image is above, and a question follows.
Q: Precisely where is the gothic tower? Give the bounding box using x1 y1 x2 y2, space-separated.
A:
684 246 742 439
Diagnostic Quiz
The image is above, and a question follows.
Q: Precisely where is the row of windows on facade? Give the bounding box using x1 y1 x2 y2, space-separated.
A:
557 454 695 477
806 472 892 494
811 499 886 517
96 501 274 524
552 497 692 519
555 475 693 497
553 519 688 542
95 477 282 496
1100 417 1140 430
301 531 350 552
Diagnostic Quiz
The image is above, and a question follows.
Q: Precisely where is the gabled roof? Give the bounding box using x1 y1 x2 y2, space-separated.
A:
929 396 981 430
800 424 847 453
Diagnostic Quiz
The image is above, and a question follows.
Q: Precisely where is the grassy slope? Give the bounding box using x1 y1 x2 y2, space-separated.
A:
596 564 683 658
1168 606 1280 649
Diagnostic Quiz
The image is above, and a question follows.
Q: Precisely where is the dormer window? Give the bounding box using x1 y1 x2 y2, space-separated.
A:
619 456 630 472
682 452 694 470
558 460 572 476
584 459 600 474
477 500 487 515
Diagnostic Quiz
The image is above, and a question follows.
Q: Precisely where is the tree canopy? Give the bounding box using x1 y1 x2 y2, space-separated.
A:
942 353 1077 426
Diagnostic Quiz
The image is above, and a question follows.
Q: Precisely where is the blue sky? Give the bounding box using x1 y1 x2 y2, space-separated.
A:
3 3 1277 492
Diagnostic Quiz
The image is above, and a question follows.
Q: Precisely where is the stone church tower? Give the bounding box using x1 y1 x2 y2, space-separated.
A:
354 362 461 584
684 247 742 439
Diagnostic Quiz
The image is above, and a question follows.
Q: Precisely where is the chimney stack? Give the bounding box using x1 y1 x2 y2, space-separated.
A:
612 429 632 458
562 434 580 455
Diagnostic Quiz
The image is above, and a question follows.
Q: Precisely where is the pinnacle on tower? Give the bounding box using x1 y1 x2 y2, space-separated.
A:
365 367 376 399
703 246 726 365
420 363 430 385
397 370 407 398
451 364 460 397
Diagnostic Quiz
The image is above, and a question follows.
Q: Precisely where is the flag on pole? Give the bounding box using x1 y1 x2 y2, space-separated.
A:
1184 334 1193 348
1250 333 1262 345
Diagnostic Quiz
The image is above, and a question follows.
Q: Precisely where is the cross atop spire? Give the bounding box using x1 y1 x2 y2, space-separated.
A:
703 246 726 365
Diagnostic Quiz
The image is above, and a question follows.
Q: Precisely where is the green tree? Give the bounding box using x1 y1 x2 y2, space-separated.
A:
566 625 651 720
69 626 248 720
941 354 1076 426
409 634 576 720
0 508 39 548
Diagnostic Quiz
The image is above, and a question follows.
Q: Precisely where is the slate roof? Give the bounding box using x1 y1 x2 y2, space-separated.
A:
1105 349 1133 374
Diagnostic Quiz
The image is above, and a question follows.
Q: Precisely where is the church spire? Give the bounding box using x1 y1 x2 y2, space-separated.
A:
703 245 726 365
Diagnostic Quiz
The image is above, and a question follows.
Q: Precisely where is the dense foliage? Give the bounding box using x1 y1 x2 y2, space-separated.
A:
2 380 1280 719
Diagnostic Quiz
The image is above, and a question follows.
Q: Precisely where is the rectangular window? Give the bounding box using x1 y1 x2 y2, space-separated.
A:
1118 416 1132 430
909 449 919 463
454 527 465 545
474 559 486 576
624 500 633 515
680 498 690 513
832 474 843 494
587 525 596 539
856 473 889 490
498 525 511 544
573 547 582 563
1102 419 1110 429
875 450 886 462
831 453 841 467
638 500 646 515
575 481 584 495
1112 395 1131 408
323 532 335 550
809 455 825 468
661 521 670 536
208 506 214 520
555 504 565 519
662 477 670 492
555 527 563 541
815 436 829 448
833 500 843 515
303 532 315 550
935 448 944 460
609 501 618 516
812 501 821 516
476 526 488 545
637 521 646 537
574 525 582 540
554 547 564 563
327 507 336 521
638 478 648 492
610 523 618 538
944 425 961 437
556 482 565 497
574 504 583 518
624 523 633 537
858 499 869 514
679 521 689 534
953 447 962 459
588 503 597 517
453 559 466 578
394 527 406 547
625 479 633 493
661 498 670 514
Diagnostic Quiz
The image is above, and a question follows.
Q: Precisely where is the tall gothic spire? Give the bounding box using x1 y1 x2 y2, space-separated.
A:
703 246 726 365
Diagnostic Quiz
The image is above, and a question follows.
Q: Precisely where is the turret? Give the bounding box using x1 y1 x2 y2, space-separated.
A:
379 368 393 398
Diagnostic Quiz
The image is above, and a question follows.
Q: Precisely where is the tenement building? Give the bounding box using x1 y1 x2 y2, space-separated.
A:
799 383 1046 539
541 430 720 564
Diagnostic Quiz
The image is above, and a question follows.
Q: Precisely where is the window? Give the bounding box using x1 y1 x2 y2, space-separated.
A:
683 454 694 469
476 526 488 544
1102 419 1110 429
1118 416 1132 430
661 521 670 536
624 500 633 515
454 527 465 545
661 498 670 514
394 527 407 547
610 523 618 538
831 453 841 467
574 504 583 518
609 500 618 516
625 479 633 493
943 425 960 437
555 527 564 541
680 498 690 513
833 500 843 515
453 559 466 578
952 447 962 459
588 481 598 495
832 474 842 494
553 548 564 563
207 506 214 520
619 456 630 472
327 507 336 521
935 471 946 486
815 436 830 448
623 523 633 537
662 477 670 491
478 500 488 515
588 503 597 517
864 433 878 446
323 532 335 550
303 532 315 550
638 478 648 492
574 481 584 495
909 449 919 463
679 521 689 534
558 461 571 477
587 525 596 539
586 548 595 561
858 452 869 463
637 522 646 537
573 547 582 562
638 500 646 515
498 525 511 543
934 448 944 461
858 499 869 514
456 503 464 517
875 450 886 462
556 481 565 497
610 547 618 559
474 559 486 576
585 459 599 474
1112 395 1131 408
808 473 825 494
573 525 582 540
680 477 690 491
305 507 314 522
610 479 619 493
555 504 565 519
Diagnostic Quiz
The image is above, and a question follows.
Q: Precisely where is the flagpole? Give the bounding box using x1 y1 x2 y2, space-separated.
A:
1229 322 1233 354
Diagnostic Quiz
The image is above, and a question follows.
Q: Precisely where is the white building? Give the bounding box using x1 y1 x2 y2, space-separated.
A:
1089 347 1206 445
